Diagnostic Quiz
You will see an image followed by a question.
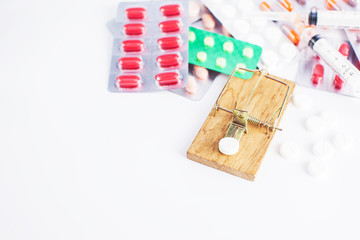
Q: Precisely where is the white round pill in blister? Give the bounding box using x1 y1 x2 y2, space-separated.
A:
280 42 297 60
307 160 328 177
221 4 236 19
292 93 311 109
247 34 264 48
219 137 239 155
238 1 255 12
333 132 354 150
320 110 339 127
261 50 279 68
313 141 334 159
264 26 282 44
233 19 250 35
280 142 300 160
250 18 268 30
305 116 325 132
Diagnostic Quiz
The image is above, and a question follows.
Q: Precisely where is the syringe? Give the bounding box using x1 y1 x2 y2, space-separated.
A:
247 8 360 29
303 30 360 97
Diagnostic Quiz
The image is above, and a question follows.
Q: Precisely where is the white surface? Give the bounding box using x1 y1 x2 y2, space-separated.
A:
1 1 360 240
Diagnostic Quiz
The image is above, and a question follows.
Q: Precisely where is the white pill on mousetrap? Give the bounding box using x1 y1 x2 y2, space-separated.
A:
313 141 333 158
280 142 300 160
292 93 311 109
305 116 325 132
219 137 239 155
333 132 354 150
307 160 328 177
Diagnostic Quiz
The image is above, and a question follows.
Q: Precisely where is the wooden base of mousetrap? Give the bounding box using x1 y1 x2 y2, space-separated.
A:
187 71 295 181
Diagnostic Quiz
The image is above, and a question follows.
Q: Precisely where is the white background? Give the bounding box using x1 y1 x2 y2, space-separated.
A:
1 0 360 239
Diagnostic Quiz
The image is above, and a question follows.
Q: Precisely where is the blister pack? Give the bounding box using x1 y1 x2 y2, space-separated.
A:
188 27 262 79
108 1 188 92
202 0 300 69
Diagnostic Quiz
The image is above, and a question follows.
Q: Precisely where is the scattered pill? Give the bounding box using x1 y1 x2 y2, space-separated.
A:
159 20 182 33
223 41 234 53
250 18 268 30
333 132 354 150
160 4 182 17
216 57 227 68
118 57 143 71
280 42 297 60
219 137 239 155
265 26 282 44
189 1 201 19
126 7 146 20
292 93 311 108
233 19 250 35
261 50 279 67
243 47 254 59
204 36 215 48
305 116 325 132
116 75 142 89
156 54 182 68
121 39 144 53
193 65 209 81
319 110 339 127
247 34 264 48
238 1 255 12
189 31 196 42
157 36 182 50
155 72 181 86
124 23 145 36
313 141 334 158
278 0 294 11
202 13 216 30
280 142 300 160
307 160 328 177
311 64 324 85
236 63 247 74
185 75 198 95
220 4 236 19
197 51 207 63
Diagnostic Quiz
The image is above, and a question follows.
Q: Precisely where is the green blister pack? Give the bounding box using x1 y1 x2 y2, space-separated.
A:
189 26 262 79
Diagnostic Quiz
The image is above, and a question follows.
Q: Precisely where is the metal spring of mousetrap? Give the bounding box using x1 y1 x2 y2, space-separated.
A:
214 66 290 136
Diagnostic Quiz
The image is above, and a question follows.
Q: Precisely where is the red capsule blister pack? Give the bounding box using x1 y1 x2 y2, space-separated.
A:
108 1 188 92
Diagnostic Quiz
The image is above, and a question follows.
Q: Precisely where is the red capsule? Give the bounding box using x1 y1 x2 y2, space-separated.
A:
160 4 182 17
333 75 344 90
126 7 146 20
338 42 350 58
157 37 182 50
118 57 142 71
156 54 182 68
123 23 145 36
116 75 142 89
155 72 181 86
121 40 144 53
311 64 324 85
159 20 182 33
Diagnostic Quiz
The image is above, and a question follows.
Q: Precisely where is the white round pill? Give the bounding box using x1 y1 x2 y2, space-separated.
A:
305 116 325 132
250 18 268 30
261 50 279 68
319 110 339 127
313 141 334 159
292 93 311 109
221 4 236 19
238 1 255 12
264 26 282 44
233 19 250 35
279 142 300 160
307 160 328 177
280 42 297 60
333 132 354 150
247 34 264 48
219 137 239 155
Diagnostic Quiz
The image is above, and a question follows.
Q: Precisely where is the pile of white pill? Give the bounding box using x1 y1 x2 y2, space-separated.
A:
279 92 355 178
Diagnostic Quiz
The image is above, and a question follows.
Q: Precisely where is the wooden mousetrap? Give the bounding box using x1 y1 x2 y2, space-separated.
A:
187 67 295 181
